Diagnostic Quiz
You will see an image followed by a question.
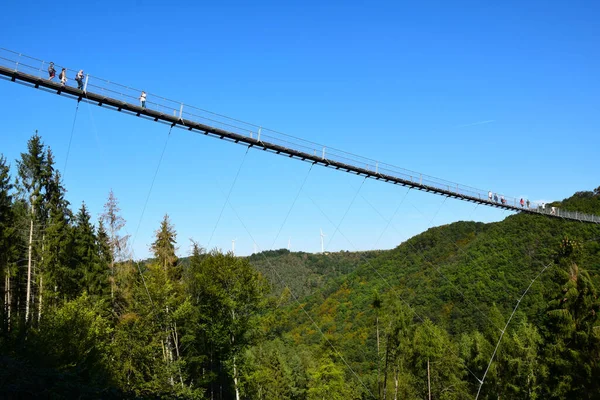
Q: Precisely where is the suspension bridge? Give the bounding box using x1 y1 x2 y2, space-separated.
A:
1 48 598 224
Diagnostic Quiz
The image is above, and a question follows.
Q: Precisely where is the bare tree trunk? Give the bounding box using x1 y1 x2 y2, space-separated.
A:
4 270 10 330
233 355 240 400
394 364 399 400
428 358 431 400
38 234 44 322
210 351 214 400
25 203 34 322
172 321 184 388
38 275 43 322
231 309 240 400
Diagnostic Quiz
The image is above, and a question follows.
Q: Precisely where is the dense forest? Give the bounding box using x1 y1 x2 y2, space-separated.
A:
1 134 599 399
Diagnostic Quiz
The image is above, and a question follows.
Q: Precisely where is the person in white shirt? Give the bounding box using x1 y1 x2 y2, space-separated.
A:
140 91 147 109
76 70 84 90
59 68 67 86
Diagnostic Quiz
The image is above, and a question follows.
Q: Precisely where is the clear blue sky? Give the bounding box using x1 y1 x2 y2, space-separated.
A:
1 0 598 259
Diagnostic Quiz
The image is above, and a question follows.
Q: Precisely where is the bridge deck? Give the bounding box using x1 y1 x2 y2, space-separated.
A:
1 63 598 225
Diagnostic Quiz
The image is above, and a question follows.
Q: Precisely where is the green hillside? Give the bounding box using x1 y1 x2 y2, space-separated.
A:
247 193 600 399
1 135 599 399
247 249 383 299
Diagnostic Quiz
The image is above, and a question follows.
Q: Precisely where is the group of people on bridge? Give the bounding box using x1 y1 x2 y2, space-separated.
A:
488 190 531 209
487 191 557 215
46 62 148 110
47 62 85 90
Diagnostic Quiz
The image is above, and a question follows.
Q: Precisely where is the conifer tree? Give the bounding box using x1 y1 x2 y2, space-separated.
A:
96 220 112 296
151 214 179 279
0 155 17 331
73 203 104 298
16 133 48 322
38 156 74 313
99 190 129 303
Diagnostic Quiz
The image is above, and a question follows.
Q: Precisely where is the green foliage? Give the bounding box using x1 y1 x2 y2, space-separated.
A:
539 237 600 399
151 213 180 279
248 249 382 300
187 249 270 397
551 190 600 215
307 354 360 400
2 135 600 398
0 154 18 332
73 202 108 298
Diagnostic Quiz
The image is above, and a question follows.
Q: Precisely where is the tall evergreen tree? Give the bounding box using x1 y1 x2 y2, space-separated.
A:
39 159 73 313
96 220 112 296
151 214 179 279
16 132 48 322
0 155 17 332
73 203 104 298
99 190 129 303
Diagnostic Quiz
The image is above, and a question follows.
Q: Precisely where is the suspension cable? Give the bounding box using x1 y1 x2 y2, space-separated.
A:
62 100 80 177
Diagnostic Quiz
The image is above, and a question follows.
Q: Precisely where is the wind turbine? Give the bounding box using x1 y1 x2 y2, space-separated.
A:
320 228 326 253
232 238 237 255
288 237 291 251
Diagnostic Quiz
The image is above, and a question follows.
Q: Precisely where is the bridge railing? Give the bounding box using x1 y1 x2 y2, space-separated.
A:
1 48 599 224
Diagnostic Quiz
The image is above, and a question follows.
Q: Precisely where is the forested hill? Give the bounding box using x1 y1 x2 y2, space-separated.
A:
247 249 382 299
1 135 599 398
173 249 382 300
295 211 599 333
248 191 600 399
551 186 600 215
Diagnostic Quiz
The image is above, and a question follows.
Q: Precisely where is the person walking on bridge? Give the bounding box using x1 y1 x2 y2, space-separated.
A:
75 70 84 90
48 62 56 80
520 198 524 207
139 91 147 109
59 68 67 86
488 191 493 202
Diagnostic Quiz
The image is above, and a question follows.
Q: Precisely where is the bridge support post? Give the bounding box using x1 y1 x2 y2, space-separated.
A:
179 103 183 119
257 127 261 142
83 74 89 92
322 147 326 160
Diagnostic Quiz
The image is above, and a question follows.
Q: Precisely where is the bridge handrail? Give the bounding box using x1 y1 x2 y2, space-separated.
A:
1 48 598 225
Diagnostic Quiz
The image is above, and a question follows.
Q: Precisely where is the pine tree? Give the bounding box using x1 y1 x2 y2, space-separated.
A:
111 224 196 396
16 132 48 322
39 159 73 313
0 155 17 332
73 203 104 297
96 220 112 297
99 190 129 303
150 214 179 279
